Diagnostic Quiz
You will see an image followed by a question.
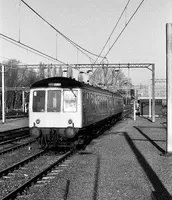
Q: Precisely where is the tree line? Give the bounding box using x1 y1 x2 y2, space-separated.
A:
0 59 132 112
0 59 62 112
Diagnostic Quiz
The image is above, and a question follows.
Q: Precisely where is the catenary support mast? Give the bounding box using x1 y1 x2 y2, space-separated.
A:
166 23 172 153
152 64 155 123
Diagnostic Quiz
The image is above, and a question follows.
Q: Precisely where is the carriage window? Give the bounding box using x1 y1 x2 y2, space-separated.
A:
63 90 77 112
33 91 45 112
47 90 61 112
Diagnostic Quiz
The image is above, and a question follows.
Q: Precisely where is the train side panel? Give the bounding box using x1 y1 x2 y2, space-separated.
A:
82 87 123 127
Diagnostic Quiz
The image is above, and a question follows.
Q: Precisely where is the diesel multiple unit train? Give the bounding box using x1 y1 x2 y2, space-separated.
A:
29 77 124 149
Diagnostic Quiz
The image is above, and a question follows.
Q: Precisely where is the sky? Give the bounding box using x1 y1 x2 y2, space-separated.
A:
0 0 172 85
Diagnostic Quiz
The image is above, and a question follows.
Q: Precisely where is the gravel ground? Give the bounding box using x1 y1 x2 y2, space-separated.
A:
0 142 13 151
88 116 171 200
0 153 63 199
2 115 171 200
15 152 97 200
0 137 34 152
0 142 40 171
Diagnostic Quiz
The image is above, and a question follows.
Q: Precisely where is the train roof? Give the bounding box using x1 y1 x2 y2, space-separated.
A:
30 77 122 97
30 77 84 88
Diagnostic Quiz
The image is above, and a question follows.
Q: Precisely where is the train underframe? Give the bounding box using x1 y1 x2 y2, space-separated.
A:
33 112 122 150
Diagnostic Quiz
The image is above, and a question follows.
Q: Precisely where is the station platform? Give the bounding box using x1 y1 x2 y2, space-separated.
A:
0 117 29 132
86 116 170 200
51 115 171 200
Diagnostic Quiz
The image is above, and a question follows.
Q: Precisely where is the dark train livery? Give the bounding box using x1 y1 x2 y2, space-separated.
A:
29 77 124 149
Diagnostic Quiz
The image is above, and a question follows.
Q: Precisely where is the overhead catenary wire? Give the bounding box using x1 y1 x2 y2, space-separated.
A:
0 32 69 65
94 0 131 64
101 0 145 63
2 1 145 85
0 33 92 78
20 0 105 61
0 4 98 83
91 0 145 83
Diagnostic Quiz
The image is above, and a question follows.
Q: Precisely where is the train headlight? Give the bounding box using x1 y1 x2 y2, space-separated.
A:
65 127 75 138
68 119 73 124
36 119 40 124
30 127 40 138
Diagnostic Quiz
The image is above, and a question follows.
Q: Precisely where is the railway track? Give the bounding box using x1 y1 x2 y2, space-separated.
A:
0 127 29 143
0 139 36 155
0 108 132 199
0 150 74 200
0 150 45 178
0 127 34 155
0 135 29 146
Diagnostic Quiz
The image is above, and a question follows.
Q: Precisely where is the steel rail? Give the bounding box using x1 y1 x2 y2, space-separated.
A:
0 150 45 177
1 150 73 200
0 135 29 145
0 127 29 139
0 139 35 155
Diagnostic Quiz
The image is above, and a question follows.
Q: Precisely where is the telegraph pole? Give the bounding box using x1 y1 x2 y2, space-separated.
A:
166 23 172 153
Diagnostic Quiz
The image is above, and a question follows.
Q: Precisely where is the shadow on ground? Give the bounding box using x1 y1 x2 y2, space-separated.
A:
124 131 172 200
134 126 166 154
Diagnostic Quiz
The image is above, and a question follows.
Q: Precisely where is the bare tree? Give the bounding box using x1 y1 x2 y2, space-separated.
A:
68 66 73 78
89 65 132 91
39 62 45 79
1 59 39 111
58 66 63 77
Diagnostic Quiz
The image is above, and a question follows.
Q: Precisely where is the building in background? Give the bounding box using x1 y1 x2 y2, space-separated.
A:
137 79 166 117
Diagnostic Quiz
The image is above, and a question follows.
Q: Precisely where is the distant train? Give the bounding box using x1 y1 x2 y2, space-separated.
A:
29 77 124 149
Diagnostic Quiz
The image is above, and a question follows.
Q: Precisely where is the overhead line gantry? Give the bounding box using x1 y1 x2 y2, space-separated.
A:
1 63 155 123
13 62 155 123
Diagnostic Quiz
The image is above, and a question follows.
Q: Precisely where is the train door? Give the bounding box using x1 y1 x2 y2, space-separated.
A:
82 89 87 126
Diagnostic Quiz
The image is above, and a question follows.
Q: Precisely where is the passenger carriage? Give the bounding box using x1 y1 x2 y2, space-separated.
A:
29 77 123 149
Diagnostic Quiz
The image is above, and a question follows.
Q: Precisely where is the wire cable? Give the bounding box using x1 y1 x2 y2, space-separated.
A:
94 0 131 64
21 0 105 60
0 32 68 65
101 0 145 62
0 33 91 78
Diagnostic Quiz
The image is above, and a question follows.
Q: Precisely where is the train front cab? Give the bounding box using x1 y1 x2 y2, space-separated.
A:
29 87 83 148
